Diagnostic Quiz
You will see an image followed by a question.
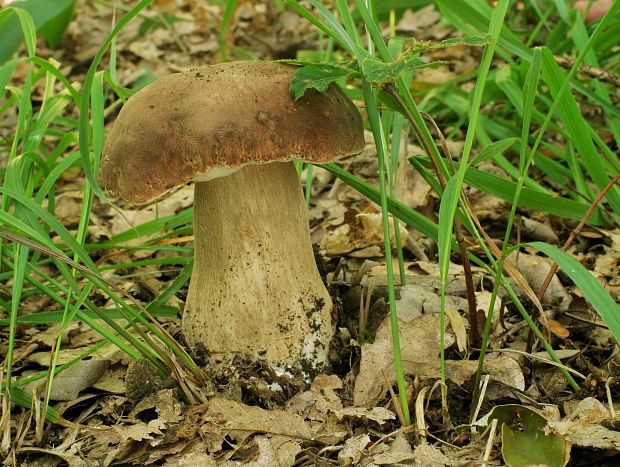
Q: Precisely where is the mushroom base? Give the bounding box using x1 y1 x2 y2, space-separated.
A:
183 162 334 370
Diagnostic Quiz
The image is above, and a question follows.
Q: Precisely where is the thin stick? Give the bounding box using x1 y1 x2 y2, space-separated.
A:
482 418 499 466
382 369 406 426
606 377 616 419
471 375 490 429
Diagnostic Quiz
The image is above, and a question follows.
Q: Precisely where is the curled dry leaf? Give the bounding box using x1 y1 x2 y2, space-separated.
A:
131 388 183 424
322 209 409 256
334 406 396 426
548 397 620 450
218 435 301 467
445 308 468 353
161 440 216 466
369 433 414 465
594 229 620 299
286 374 343 420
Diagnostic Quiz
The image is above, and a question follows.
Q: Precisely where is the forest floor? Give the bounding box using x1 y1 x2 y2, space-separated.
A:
1 1 620 466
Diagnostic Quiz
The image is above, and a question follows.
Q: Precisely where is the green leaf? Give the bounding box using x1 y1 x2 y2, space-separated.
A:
0 0 75 62
470 137 519 166
358 49 441 85
0 305 177 326
501 406 569 467
526 242 620 343
401 34 491 53
540 47 620 217
289 62 357 100
0 6 37 58
410 157 608 225
352 0 432 21
8 386 61 422
471 404 569 467
37 0 75 47
354 35 488 86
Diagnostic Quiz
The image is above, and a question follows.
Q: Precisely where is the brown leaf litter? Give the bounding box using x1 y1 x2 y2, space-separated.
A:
2 1 620 466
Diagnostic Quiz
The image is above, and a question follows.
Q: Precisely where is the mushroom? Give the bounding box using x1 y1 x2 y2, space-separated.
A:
100 61 364 370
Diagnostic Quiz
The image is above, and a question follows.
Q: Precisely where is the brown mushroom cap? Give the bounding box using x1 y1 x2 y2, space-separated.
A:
100 61 364 205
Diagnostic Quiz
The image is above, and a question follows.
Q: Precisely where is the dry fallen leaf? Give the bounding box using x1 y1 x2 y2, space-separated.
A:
286 374 343 420
219 435 301 467
338 434 370 467
508 251 571 308
113 418 166 443
395 5 441 33
521 217 560 244
47 359 110 401
594 229 620 299
205 397 313 443
370 433 414 465
334 406 396 426
548 397 620 451
109 186 194 238
354 313 455 406
354 308 524 406
162 440 217 466
322 209 408 256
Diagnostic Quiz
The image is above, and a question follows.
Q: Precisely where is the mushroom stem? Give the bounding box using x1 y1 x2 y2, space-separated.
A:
183 162 334 370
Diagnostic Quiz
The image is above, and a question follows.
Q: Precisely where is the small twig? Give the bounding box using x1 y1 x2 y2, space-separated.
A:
535 173 619 309
471 375 490 430
332 257 347 282
382 369 406 426
487 348 587 379
564 311 609 328
606 377 617 419
554 55 620 87
481 418 499 466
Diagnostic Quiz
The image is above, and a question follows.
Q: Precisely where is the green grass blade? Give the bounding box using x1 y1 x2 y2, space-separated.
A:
0 6 37 57
78 0 154 204
540 48 620 217
527 241 620 340
219 0 237 62
322 163 440 241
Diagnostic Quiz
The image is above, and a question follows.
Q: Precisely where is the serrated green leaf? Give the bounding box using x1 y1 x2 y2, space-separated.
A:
401 34 491 54
358 35 487 85
289 62 357 100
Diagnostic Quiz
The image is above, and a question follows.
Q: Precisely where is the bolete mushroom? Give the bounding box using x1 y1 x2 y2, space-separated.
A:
100 61 364 370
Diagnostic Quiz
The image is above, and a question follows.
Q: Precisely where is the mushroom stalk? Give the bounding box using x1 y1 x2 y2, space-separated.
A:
182 162 334 369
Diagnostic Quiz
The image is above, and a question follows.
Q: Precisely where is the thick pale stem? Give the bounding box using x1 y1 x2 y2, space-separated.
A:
182 162 334 369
